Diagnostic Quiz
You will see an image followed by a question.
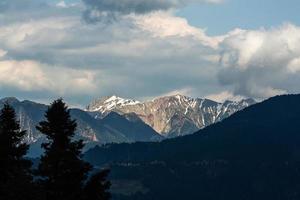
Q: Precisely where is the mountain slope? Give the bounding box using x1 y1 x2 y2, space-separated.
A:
84 94 300 200
0 97 162 157
0 97 48 143
86 95 255 137
100 112 163 142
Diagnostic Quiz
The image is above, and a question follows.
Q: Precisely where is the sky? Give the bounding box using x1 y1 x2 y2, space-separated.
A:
1 0 300 106
178 0 300 35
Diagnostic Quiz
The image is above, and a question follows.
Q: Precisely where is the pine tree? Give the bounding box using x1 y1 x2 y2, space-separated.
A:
0 104 33 200
84 169 111 200
37 99 110 200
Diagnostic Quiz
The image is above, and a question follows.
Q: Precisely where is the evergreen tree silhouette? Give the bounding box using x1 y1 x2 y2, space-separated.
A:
84 169 111 200
37 99 110 200
0 104 33 200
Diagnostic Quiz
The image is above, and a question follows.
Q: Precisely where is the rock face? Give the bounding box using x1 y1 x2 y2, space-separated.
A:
0 97 48 143
87 95 256 137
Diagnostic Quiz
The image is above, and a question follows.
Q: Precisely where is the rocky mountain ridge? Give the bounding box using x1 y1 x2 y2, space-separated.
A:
0 95 255 156
86 94 256 137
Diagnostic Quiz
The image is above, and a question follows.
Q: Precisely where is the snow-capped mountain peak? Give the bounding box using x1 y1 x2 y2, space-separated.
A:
86 95 140 113
104 95 139 106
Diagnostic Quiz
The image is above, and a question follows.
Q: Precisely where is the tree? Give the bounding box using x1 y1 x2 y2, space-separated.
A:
37 99 110 200
84 169 111 200
0 104 33 200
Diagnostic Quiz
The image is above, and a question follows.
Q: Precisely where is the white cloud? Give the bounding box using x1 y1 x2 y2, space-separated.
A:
218 23 300 98
205 91 245 102
0 60 49 91
56 1 80 9
0 59 100 95
56 1 68 8
133 12 222 48
288 57 300 73
159 87 194 97
0 17 78 50
0 49 7 57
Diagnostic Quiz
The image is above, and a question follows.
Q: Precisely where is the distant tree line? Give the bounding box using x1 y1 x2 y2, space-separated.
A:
0 99 111 200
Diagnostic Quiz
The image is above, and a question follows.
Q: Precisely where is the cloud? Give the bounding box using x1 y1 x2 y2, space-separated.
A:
288 58 300 73
0 49 7 57
0 59 100 96
56 1 68 8
82 0 223 22
1 0 300 106
0 0 82 27
205 91 245 102
0 13 217 104
133 12 222 48
218 23 300 99
0 60 49 91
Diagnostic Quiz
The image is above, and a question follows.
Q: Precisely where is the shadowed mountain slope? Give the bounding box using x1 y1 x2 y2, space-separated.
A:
84 94 300 200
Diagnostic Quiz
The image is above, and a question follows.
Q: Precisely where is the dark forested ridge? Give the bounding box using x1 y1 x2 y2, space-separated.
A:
85 94 300 200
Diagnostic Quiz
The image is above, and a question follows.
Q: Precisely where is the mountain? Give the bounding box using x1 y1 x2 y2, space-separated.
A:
0 97 48 143
84 94 300 200
87 95 140 113
0 97 162 157
86 94 256 137
100 112 163 142
0 94 254 157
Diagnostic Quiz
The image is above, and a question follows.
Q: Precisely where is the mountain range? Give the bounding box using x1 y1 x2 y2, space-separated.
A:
0 97 162 156
84 94 300 200
0 95 255 156
86 95 255 137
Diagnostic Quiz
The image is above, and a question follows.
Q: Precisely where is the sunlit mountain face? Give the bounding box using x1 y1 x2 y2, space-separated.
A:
86 95 255 137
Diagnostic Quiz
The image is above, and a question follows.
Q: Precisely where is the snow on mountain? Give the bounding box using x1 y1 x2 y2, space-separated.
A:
86 95 140 114
86 94 256 137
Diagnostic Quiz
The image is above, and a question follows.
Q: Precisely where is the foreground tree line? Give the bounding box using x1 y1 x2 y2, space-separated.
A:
0 99 111 200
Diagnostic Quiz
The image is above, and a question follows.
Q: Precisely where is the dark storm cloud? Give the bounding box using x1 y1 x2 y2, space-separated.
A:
82 0 179 22
81 0 221 22
83 0 177 14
